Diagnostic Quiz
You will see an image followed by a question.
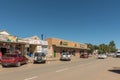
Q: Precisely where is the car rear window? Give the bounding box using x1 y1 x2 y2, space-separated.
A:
62 52 69 55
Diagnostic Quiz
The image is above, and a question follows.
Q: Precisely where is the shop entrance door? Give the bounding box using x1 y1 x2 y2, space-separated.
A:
54 50 56 57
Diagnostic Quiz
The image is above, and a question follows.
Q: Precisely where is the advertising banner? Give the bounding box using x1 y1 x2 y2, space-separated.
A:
29 40 42 44
0 34 18 42
7 35 18 42
0 34 8 41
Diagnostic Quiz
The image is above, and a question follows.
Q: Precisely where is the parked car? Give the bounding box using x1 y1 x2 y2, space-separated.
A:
1 53 28 67
60 52 71 61
33 52 46 63
115 50 120 57
80 53 89 58
107 53 115 57
98 54 107 59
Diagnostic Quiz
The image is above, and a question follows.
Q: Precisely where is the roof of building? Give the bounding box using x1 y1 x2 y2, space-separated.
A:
0 30 10 35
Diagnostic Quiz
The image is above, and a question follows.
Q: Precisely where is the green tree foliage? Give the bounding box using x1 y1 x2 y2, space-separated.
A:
108 41 117 53
87 43 99 53
98 44 109 54
87 40 117 54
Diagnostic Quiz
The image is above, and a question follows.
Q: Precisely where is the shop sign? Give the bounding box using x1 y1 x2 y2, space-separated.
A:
59 41 68 46
0 34 8 41
62 42 68 45
29 40 48 45
7 36 18 42
29 40 42 44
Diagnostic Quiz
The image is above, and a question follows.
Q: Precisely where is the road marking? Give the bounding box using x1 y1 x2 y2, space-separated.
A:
56 68 69 72
24 76 38 80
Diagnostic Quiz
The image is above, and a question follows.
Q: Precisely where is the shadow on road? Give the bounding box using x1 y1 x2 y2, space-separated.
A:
108 67 120 74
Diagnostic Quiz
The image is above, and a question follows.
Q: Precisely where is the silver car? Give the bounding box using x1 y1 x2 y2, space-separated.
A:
60 52 71 61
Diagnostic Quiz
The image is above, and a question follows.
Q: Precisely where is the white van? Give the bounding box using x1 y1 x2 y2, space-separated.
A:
116 49 120 57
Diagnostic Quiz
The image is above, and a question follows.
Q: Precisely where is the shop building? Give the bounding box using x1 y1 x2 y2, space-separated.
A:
46 38 88 58
0 30 26 55
23 36 48 57
0 31 48 57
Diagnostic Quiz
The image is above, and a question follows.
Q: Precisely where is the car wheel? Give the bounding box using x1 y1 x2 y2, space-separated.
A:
33 61 36 64
16 62 21 67
43 61 46 63
2 65 7 68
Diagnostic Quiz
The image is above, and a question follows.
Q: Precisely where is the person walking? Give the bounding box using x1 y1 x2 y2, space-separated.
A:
0 49 2 61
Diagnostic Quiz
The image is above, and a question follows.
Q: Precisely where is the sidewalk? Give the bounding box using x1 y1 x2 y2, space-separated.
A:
0 63 2 70
46 57 60 61
46 56 80 62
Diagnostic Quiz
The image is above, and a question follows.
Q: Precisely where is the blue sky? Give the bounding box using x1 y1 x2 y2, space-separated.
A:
0 0 120 48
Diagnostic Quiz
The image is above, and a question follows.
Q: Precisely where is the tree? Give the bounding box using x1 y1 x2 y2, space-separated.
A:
87 40 117 54
98 44 109 54
108 41 117 53
87 43 99 54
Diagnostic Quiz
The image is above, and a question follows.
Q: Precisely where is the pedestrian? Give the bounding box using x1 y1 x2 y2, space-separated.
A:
0 49 2 60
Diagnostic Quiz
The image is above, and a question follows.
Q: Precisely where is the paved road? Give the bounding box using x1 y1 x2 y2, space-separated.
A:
0 57 120 80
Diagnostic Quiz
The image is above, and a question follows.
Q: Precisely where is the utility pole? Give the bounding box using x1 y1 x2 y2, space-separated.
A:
41 34 43 40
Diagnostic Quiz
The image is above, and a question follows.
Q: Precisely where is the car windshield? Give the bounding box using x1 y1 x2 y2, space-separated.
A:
34 52 45 56
62 52 69 55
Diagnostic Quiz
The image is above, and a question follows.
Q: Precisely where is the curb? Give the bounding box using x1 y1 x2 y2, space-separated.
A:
46 58 60 61
0 65 2 70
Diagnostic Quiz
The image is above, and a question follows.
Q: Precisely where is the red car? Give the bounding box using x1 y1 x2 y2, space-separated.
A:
1 53 28 67
80 53 89 58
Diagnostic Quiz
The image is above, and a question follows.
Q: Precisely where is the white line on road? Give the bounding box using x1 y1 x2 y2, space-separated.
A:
56 68 69 72
24 76 38 80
